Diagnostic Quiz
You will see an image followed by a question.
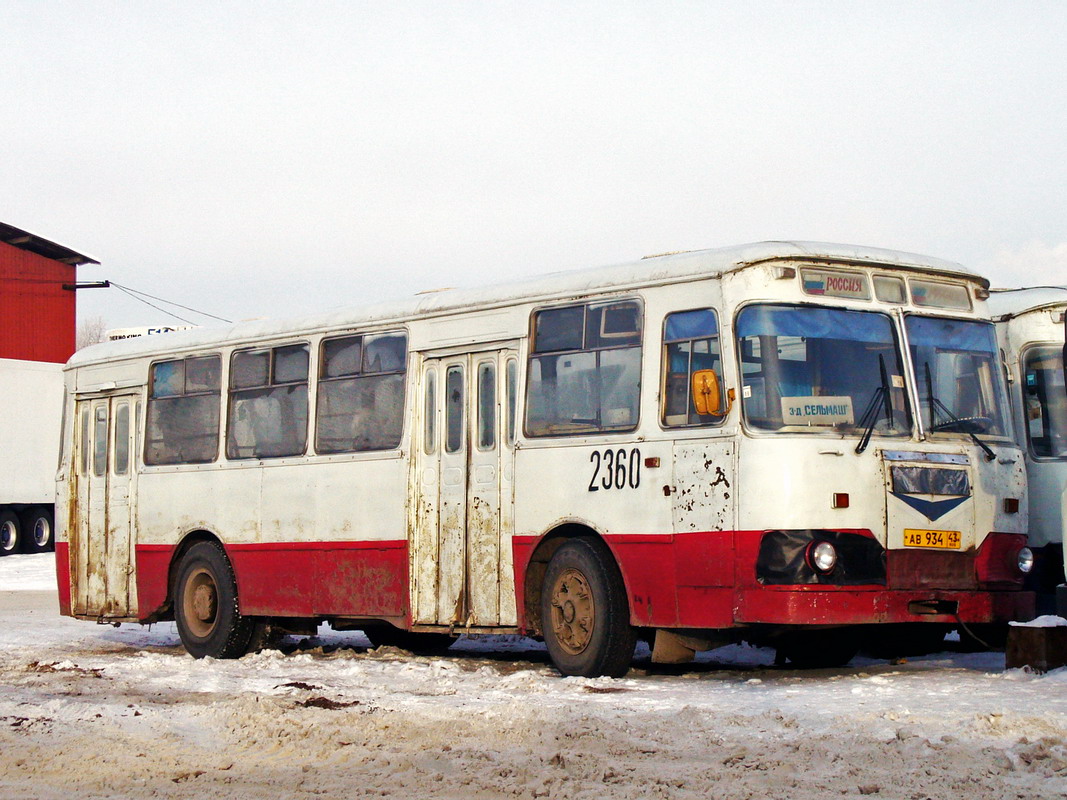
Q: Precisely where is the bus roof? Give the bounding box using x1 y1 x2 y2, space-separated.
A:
69 240 981 368
988 286 1067 320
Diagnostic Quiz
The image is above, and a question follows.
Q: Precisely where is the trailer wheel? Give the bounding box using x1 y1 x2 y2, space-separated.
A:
0 511 21 557
20 507 54 554
174 541 255 659
363 626 454 654
541 538 636 678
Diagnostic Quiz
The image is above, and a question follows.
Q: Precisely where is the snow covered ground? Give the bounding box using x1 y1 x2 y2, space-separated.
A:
2 553 1066 799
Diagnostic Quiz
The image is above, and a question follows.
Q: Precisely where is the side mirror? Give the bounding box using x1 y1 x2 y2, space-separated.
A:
692 369 723 416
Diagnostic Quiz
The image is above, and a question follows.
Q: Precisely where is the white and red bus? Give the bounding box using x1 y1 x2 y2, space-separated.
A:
56 242 1034 676
989 286 1067 615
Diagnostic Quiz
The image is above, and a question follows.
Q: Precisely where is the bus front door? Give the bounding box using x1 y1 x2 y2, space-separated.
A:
72 394 138 618
413 348 518 629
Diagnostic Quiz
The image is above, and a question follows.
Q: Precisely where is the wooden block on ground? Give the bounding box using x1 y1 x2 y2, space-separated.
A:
1006 625 1067 673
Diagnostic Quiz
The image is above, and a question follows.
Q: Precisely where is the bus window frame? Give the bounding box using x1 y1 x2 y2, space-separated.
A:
314 329 409 456
1019 342 1067 462
226 341 311 461
659 307 728 430
523 297 644 438
733 300 912 440
144 353 224 467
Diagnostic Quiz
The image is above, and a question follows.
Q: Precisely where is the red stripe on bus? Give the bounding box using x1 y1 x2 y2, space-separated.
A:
55 541 71 616
134 540 409 623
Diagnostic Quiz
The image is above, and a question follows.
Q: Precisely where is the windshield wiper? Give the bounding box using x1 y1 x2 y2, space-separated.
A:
855 355 894 454
923 362 996 461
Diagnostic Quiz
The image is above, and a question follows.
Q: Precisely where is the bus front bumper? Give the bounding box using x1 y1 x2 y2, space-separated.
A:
733 585 1035 626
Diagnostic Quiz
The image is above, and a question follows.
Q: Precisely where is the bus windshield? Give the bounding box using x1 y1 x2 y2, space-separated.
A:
737 304 910 436
906 316 1012 440
1023 345 1067 458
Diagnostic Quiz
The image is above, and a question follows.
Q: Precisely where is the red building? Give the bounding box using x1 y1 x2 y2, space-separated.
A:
0 221 99 363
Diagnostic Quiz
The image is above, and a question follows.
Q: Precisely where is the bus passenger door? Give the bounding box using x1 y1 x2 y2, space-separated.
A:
72 394 138 618
413 348 517 628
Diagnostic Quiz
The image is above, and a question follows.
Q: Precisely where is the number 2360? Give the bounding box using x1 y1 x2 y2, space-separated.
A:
588 448 641 492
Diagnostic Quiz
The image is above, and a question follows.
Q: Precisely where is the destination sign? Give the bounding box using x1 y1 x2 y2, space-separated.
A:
781 395 855 426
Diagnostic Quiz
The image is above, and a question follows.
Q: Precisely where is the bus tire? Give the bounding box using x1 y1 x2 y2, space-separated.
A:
363 626 454 654
20 507 54 554
541 538 636 678
0 511 21 557
174 541 255 659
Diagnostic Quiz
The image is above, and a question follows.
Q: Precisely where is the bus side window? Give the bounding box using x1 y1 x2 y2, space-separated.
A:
93 406 108 477
79 406 90 476
526 300 642 436
1023 347 1067 457
661 309 725 427
445 365 464 453
114 402 130 475
228 344 309 460
424 367 437 455
315 331 408 454
506 358 518 446
477 361 496 450
145 356 222 466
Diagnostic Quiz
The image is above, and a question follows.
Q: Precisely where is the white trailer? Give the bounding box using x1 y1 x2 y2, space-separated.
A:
989 287 1067 615
0 357 64 555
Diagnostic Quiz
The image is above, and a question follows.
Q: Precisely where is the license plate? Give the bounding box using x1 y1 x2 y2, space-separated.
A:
903 528 962 549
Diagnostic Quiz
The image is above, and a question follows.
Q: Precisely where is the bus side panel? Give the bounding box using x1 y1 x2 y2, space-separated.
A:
314 541 408 620
606 533 736 629
227 541 408 619
512 532 737 631
131 540 411 622
133 458 410 622
135 544 172 619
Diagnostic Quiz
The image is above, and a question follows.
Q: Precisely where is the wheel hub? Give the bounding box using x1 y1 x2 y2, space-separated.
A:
0 522 14 552
33 519 50 547
549 568 594 655
183 568 219 638
192 583 217 622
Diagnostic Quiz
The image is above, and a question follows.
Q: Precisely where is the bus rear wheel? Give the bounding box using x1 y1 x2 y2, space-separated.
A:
541 538 636 678
0 511 21 557
174 541 255 659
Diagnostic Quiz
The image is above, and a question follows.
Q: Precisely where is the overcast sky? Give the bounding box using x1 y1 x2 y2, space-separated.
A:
3 1 1066 333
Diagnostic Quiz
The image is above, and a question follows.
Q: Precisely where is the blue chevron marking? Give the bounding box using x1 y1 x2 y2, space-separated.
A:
890 493 969 522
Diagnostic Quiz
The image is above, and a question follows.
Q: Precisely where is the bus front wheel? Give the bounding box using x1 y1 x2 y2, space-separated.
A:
174 541 255 659
541 538 636 678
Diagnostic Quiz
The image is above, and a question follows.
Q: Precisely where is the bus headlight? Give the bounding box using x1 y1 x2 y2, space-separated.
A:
807 541 838 574
1016 547 1034 575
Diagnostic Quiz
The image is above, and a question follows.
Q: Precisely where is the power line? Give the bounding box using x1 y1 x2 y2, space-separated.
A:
2 272 235 325
110 284 199 325
108 281 233 324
